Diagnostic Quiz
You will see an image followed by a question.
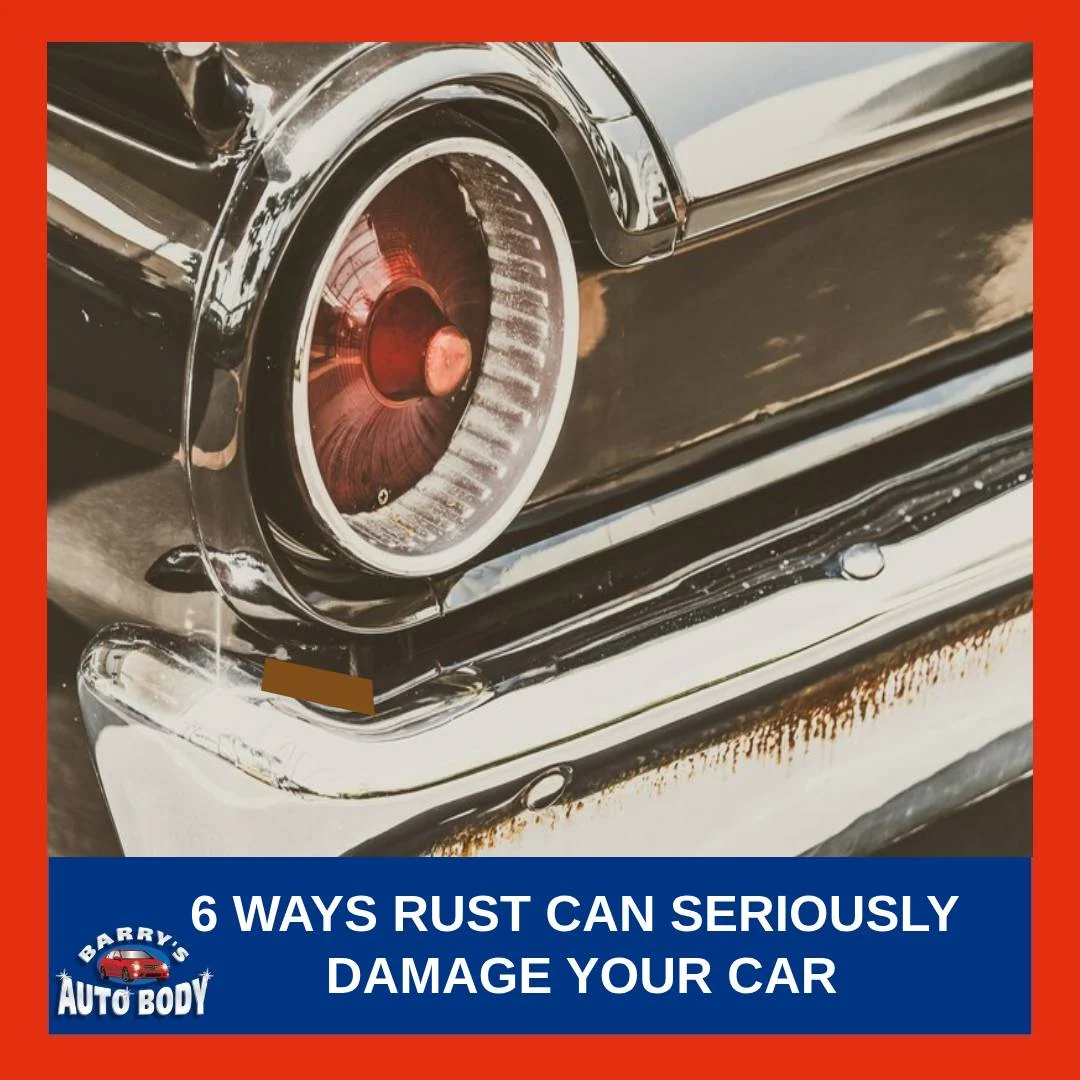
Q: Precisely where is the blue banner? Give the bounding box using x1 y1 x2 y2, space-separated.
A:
48 857 1030 1034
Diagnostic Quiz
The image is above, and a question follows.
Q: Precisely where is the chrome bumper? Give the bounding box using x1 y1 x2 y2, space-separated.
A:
79 399 1033 856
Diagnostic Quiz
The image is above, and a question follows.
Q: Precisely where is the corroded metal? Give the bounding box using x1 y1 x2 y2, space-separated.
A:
430 593 1032 856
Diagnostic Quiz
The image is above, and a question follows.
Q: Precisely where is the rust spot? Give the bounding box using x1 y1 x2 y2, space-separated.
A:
431 591 1031 856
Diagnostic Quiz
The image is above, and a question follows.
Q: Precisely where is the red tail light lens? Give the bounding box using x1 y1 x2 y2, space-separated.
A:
293 138 579 577
306 159 490 513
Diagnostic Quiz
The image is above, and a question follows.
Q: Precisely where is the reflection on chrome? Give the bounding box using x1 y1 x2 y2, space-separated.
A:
47 163 199 284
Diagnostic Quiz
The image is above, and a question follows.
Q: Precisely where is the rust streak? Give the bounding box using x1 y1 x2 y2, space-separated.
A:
432 591 1032 856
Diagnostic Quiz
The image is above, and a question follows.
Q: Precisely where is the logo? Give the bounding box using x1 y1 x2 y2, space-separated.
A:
55 924 211 1019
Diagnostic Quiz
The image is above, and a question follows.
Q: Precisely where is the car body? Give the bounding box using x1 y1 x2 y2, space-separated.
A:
98 949 169 982
47 42 1033 857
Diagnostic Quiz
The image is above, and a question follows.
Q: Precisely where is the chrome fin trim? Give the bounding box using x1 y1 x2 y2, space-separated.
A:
440 350 1031 613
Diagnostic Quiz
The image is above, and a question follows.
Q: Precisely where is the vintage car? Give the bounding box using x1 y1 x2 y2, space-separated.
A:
47 42 1033 857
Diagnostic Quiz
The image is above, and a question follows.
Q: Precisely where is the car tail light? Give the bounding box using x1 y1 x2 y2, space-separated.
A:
291 137 578 577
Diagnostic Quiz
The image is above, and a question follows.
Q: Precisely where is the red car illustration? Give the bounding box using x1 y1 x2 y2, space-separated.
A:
97 949 169 983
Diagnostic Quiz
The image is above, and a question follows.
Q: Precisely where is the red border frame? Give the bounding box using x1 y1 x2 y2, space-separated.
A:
18 24 1063 1066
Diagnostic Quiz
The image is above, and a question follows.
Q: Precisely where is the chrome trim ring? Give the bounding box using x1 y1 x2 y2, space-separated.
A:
291 137 579 577
182 42 665 635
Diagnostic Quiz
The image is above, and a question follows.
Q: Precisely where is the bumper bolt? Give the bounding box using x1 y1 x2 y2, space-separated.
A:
840 541 885 581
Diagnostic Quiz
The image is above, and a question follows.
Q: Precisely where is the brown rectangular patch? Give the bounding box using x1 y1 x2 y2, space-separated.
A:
261 657 375 715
